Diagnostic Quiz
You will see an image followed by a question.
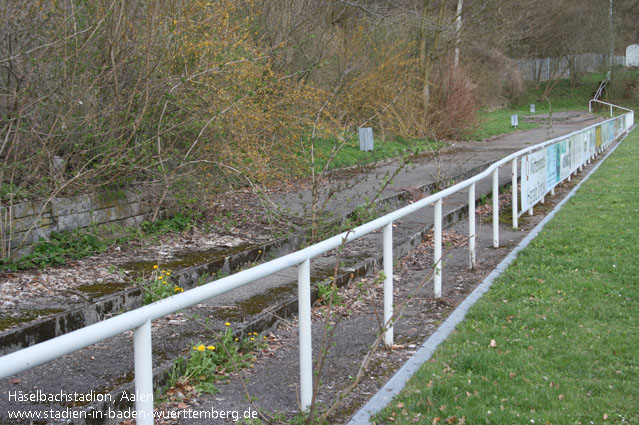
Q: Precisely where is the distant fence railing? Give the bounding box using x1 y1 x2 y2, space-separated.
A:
516 54 625 81
0 102 634 424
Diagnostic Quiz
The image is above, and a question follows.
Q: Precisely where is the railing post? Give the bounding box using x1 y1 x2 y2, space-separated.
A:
468 183 476 270
434 199 442 298
511 159 518 229
298 258 312 411
551 187 555 196
134 320 154 425
383 222 393 347
492 168 499 248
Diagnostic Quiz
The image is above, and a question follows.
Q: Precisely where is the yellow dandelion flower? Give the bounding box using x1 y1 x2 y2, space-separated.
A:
166 272 171 276
158 276 163 280
153 265 159 269
234 338 239 341
162 270 166 274
207 345 215 350
225 322 231 326
250 337 254 341
197 345 205 352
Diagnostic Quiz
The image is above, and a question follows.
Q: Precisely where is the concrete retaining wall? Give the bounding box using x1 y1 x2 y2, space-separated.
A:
0 189 164 258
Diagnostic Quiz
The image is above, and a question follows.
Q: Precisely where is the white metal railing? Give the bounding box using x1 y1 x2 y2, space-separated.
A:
0 103 634 424
589 98 634 118
593 71 611 102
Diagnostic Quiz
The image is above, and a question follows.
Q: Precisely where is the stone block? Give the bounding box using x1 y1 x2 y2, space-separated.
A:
57 212 92 232
92 202 144 224
118 214 147 229
10 215 51 233
12 201 50 219
51 194 93 216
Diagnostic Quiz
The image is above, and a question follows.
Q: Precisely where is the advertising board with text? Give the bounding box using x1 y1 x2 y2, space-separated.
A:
521 149 547 212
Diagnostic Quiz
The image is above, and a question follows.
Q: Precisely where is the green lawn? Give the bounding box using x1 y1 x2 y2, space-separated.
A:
305 136 444 173
467 109 538 141
375 128 639 425
467 70 639 141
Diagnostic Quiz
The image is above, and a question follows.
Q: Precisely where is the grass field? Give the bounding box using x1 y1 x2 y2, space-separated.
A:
375 128 639 425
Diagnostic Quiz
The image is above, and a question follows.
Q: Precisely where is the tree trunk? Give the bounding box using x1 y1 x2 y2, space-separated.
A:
420 0 447 116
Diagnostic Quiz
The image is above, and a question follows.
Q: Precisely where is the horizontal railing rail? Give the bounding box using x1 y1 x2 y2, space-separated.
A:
0 102 634 425
589 98 634 117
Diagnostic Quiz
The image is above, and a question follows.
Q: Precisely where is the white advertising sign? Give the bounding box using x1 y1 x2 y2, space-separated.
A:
570 135 580 174
607 120 615 144
582 131 591 164
521 149 547 212
546 143 558 191
558 139 571 181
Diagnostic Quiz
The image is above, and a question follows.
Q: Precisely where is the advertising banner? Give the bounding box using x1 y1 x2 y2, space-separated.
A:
615 116 622 138
521 149 547 212
546 143 558 191
570 134 580 174
582 131 591 164
607 120 615 144
558 139 571 180
516 113 629 218
596 126 602 149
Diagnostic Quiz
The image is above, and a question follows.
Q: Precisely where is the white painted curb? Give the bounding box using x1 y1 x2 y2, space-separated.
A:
346 127 636 425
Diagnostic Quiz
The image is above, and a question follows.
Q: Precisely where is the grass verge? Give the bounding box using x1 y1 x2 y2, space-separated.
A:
375 128 639 425
307 136 444 173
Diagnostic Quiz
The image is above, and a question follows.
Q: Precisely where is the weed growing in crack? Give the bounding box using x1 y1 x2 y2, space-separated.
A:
165 324 267 396
316 278 343 307
143 265 183 304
